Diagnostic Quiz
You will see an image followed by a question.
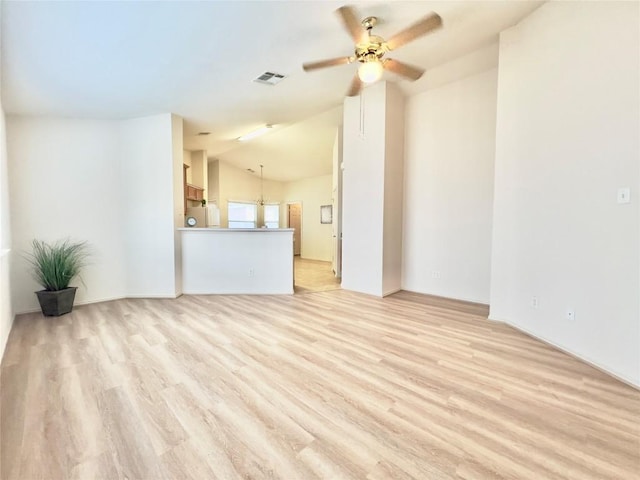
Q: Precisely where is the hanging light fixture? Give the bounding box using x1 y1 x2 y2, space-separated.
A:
257 164 266 206
358 54 384 83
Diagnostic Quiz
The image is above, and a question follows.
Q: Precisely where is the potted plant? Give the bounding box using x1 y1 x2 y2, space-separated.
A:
27 239 90 316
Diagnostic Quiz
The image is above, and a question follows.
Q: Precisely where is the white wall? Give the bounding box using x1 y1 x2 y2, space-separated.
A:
0 98 13 361
382 84 405 296
207 159 220 204
8 117 127 312
491 1 640 385
121 113 179 297
341 83 386 296
403 68 498 303
341 81 404 296
190 150 208 196
183 149 192 182
171 115 184 296
331 126 343 276
7 113 183 313
282 175 333 262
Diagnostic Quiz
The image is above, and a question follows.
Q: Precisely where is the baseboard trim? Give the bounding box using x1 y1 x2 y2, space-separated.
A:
298 256 332 263
182 291 294 296
13 294 180 316
0 311 15 365
401 288 489 306
125 294 180 299
382 288 402 297
396 290 490 317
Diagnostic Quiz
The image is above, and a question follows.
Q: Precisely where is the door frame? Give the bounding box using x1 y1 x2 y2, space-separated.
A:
286 201 302 256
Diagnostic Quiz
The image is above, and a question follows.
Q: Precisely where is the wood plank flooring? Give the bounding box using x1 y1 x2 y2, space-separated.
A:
1 289 638 479
294 257 341 294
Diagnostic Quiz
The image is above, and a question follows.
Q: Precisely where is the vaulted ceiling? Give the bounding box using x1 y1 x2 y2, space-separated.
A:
1 1 543 181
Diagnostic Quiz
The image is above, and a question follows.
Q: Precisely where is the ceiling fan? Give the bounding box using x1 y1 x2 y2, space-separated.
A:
303 5 442 96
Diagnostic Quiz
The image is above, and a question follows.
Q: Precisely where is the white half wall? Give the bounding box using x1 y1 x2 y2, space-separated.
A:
283 174 333 262
490 1 640 385
403 68 498 304
180 229 294 295
8 117 127 312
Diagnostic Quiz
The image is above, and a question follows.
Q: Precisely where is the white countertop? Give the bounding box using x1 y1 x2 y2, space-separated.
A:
178 228 294 232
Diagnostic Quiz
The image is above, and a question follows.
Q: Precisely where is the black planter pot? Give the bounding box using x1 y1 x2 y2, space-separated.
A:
35 287 78 316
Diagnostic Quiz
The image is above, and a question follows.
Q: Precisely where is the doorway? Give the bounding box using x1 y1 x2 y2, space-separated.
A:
293 257 341 294
287 203 302 256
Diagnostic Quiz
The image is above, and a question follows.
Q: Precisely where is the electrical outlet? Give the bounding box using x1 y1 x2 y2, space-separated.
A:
566 309 575 321
431 271 441 279
248 268 254 277
531 296 539 309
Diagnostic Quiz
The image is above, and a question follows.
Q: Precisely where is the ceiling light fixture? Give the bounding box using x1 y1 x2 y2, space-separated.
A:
358 55 384 84
237 124 274 142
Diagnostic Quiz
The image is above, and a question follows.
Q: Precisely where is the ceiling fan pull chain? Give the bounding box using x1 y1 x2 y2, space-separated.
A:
359 92 365 138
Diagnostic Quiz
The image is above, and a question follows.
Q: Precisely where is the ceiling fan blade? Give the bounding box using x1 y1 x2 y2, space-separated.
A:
336 6 366 44
303 57 352 71
384 58 424 81
346 74 363 97
385 13 442 51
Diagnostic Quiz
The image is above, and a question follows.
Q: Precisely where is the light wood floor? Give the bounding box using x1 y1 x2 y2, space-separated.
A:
294 257 341 294
1 290 638 479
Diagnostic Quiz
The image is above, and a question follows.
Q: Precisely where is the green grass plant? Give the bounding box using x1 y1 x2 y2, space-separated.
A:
27 239 90 291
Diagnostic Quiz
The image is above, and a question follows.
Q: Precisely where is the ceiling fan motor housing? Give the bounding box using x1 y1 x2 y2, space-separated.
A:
355 35 386 63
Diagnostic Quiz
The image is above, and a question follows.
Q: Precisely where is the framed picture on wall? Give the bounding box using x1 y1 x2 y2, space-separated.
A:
320 205 332 224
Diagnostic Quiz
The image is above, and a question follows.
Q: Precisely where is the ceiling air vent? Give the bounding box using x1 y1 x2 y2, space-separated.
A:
253 71 286 86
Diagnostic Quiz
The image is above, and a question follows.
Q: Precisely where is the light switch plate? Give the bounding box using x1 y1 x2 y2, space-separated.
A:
617 187 630 204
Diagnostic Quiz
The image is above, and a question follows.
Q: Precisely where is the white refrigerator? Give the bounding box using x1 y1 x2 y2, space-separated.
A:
185 204 220 228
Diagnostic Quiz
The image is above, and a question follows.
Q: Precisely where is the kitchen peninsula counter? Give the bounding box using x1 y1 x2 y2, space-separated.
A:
179 228 294 294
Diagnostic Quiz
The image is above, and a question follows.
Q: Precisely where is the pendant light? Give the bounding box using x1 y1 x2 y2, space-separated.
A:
257 164 265 206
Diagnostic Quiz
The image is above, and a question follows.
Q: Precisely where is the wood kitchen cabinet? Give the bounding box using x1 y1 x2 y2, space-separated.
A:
186 184 204 201
183 163 205 215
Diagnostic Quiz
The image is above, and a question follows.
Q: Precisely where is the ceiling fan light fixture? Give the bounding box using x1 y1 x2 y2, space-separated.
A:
358 58 384 84
237 124 274 142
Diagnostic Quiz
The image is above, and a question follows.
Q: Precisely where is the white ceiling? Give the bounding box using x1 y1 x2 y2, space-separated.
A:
1 1 543 181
